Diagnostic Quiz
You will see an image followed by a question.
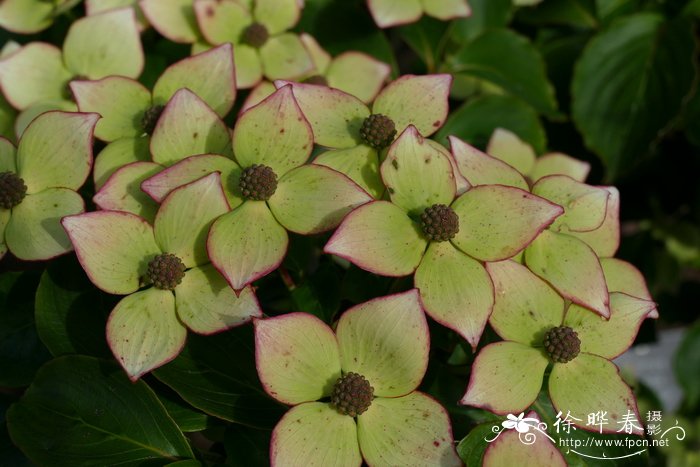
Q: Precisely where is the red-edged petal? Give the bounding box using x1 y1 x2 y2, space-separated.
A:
254 313 341 405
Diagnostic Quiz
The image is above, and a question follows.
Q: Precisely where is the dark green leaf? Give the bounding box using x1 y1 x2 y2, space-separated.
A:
224 424 270 467
682 86 700 148
684 0 700 17
539 32 592 114
456 422 498 466
595 0 646 24
0 392 31 467
282 233 319 276
517 0 598 28
674 321 700 412
435 94 546 153
572 13 695 180
34 255 113 358
449 0 513 43
447 29 560 117
340 265 394 305
155 389 212 433
0 270 50 387
154 327 285 429
290 261 341 323
7 355 194 466
397 17 448 72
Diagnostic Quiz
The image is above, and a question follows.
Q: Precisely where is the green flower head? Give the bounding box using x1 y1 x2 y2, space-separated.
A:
70 44 236 193
0 111 98 261
254 290 461 466
193 0 313 88
119 87 370 291
451 133 619 318
325 126 563 349
0 8 144 135
62 173 262 381
140 85 371 293
460 260 657 434
277 74 453 198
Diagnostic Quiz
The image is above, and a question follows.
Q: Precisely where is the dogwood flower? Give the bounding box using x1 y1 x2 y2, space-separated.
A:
325 126 563 348
255 290 461 466
0 111 98 261
193 0 313 88
278 74 452 197
450 134 616 318
62 173 261 381
461 260 656 433
139 86 371 292
0 9 143 134
85 85 235 223
70 43 236 190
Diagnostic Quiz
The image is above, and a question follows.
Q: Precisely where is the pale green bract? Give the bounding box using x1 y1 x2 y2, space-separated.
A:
367 0 471 28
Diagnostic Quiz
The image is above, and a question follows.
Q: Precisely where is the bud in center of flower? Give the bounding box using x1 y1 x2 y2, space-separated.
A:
330 372 374 417
147 253 186 290
420 204 459 242
359 114 396 149
242 22 269 48
0 171 27 209
142 105 165 135
543 326 581 363
239 164 278 201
